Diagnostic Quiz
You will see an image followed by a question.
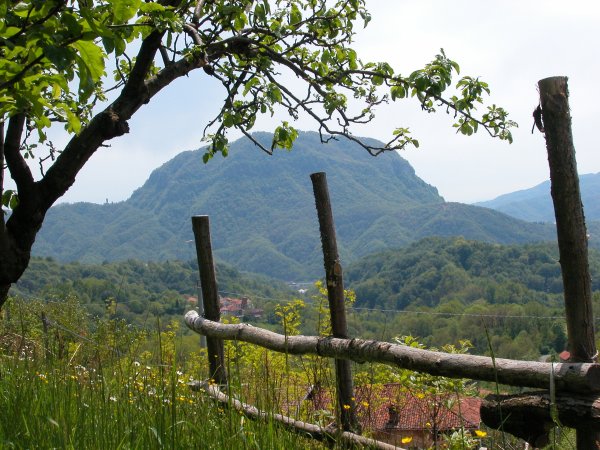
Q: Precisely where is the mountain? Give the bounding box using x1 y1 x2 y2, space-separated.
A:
33 131 557 280
475 172 600 222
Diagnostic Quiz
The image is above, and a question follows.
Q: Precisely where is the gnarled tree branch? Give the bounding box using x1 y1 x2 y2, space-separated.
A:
3 114 33 195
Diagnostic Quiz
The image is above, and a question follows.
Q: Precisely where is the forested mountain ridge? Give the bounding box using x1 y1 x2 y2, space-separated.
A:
34 132 557 280
475 172 600 222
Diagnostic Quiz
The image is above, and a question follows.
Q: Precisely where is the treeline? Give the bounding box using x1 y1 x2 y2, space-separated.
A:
13 236 600 360
11 257 294 326
344 237 600 359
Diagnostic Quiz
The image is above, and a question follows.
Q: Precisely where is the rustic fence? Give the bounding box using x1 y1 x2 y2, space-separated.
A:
185 77 600 449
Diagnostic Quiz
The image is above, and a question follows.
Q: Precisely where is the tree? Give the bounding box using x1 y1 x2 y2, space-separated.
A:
0 0 516 307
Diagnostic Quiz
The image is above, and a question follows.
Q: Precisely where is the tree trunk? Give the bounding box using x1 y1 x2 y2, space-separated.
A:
539 76 597 363
0 284 10 308
0 30 208 310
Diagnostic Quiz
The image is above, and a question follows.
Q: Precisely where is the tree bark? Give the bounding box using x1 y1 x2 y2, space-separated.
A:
184 311 600 394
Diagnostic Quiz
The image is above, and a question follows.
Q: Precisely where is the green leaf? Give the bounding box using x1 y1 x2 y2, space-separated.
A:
242 77 260 96
71 40 105 83
44 45 76 71
139 2 166 14
390 85 405 101
113 0 142 24
2 190 19 210
290 4 302 25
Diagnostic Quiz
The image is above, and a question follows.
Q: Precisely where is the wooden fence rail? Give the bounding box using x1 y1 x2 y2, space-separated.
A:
188 381 401 450
184 310 600 396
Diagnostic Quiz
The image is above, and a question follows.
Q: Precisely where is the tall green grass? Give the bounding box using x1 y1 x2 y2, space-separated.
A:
0 296 322 449
0 295 579 449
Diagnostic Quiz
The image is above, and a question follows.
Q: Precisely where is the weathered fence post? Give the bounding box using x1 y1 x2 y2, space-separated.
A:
191 215 227 386
310 172 359 434
538 76 599 448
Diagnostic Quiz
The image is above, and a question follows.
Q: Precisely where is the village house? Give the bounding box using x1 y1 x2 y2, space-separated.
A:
185 295 264 319
290 383 482 448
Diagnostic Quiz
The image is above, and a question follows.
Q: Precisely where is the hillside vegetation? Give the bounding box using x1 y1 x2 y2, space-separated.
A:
15 237 597 360
345 237 600 358
12 257 294 326
34 132 557 280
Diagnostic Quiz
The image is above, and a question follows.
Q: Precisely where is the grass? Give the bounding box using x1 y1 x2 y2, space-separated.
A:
0 296 322 449
0 358 319 448
0 295 581 450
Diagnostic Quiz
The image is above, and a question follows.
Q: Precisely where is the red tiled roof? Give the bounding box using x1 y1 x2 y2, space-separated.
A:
302 383 481 432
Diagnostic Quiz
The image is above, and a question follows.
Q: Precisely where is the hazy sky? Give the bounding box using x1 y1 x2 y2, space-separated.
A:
42 0 600 204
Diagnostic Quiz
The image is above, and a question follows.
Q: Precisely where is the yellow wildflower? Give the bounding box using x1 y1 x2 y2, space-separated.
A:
475 430 487 437
401 436 413 444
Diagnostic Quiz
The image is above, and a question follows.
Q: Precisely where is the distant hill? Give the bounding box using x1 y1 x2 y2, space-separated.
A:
475 172 600 222
343 236 600 357
33 131 557 280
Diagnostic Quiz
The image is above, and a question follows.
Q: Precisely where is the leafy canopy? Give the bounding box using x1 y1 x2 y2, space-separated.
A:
1 0 517 212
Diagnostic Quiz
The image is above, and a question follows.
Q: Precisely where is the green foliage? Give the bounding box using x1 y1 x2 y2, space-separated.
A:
0 296 321 449
275 299 305 336
12 256 295 327
0 286 574 448
345 237 585 358
0 0 515 173
1 0 139 136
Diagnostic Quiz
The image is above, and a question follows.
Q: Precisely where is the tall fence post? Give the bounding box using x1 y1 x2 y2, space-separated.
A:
191 215 227 386
538 76 599 448
310 172 359 433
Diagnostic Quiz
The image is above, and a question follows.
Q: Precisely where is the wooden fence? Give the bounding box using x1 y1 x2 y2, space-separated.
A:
185 77 600 449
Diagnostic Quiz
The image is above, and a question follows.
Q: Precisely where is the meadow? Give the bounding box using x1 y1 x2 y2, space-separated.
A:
0 295 575 449
0 296 321 449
